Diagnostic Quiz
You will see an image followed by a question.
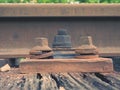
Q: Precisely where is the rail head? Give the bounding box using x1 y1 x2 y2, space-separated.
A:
0 4 120 17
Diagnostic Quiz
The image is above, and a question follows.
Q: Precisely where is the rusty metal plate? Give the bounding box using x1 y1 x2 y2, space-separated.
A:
20 58 113 73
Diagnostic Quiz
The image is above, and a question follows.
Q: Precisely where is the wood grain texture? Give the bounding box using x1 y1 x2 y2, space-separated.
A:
0 69 120 90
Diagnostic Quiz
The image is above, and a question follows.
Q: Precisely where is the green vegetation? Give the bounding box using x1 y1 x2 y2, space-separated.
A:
0 0 120 3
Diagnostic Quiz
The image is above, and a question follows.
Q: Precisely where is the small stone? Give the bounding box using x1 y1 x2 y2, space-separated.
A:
59 87 65 90
0 64 11 72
